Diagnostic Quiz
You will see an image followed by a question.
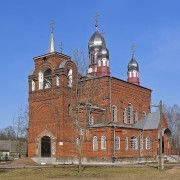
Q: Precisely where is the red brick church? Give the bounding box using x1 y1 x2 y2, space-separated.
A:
28 19 172 163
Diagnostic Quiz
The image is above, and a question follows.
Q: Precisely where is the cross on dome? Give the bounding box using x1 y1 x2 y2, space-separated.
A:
50 21 55 33
94 13 99 29
131 44 136 57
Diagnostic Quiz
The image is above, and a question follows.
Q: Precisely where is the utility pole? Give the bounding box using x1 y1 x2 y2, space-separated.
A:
151 100 164 170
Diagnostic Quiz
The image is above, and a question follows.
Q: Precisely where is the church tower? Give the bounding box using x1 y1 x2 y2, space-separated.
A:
87 13 110 77
127 45 140 85
28 22 77 158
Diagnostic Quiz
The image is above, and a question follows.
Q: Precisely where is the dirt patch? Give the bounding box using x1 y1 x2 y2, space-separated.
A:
165 167 180 175
9 157 38 165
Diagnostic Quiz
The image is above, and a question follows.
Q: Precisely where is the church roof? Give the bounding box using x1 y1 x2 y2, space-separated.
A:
133 112 160 130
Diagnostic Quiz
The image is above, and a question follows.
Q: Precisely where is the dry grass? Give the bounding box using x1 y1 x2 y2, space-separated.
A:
0 165 180 180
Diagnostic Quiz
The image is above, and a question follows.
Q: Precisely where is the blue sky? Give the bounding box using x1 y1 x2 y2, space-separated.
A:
0 0 180 128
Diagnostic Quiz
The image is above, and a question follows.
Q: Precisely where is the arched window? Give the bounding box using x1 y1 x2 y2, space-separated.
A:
93 136 98 151
128 103 133 124
32 80 35 91
43 69 52 89
122 108 127 123
125 137 128 150
133 110 138 123
112 105 117 122
115 136 120 150
142 111 146 118
101 136 106 150
131 136 138 150
146 137 150 150
67 68 73 88
38 68 52 90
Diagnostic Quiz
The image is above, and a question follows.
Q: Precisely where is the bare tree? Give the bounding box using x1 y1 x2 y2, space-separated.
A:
163 104 180 150
14 106 29 157
0 125 16 140
70 50 105 175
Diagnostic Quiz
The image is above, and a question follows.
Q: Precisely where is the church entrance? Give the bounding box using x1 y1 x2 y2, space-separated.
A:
41 136 51 157
162 136 164 154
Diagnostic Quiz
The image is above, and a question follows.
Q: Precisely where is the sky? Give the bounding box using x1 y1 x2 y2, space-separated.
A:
0 0 180 128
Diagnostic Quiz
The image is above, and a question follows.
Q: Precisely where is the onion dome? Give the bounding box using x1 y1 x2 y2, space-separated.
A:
97 45 109 59
88 30 105 50
128 56 139 71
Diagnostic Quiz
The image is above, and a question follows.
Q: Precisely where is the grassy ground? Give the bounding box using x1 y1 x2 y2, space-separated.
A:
0 165 180 180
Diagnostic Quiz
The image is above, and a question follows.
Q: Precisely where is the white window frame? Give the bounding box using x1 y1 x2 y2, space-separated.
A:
122 108 127 123
125 137 128 150
101 136 106 150
146 137 150 150
93 136 98 151
131 136 138 150
128 103 133 124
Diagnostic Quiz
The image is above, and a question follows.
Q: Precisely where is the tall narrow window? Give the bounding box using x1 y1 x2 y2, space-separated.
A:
146 137 150 150
131 136 138 150
93 136 98 151
32 80 35 91
125 137 128 150
43 69 52 89
115 136 120 150
122 108 127 123
101 136 106 150
128 103 133 124
133 110 138 123
56 75 60 86
112 105 117 122
67 68 73 87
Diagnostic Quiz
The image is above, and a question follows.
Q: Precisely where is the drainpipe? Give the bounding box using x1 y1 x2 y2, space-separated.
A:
113 125 116 163
110 77 112 112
